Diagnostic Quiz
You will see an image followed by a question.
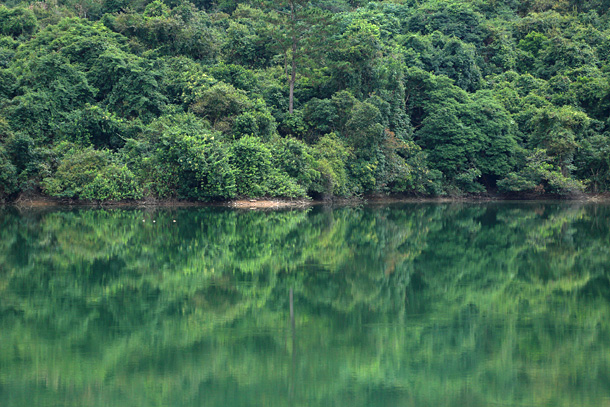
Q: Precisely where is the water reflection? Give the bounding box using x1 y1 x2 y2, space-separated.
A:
0 203 609 406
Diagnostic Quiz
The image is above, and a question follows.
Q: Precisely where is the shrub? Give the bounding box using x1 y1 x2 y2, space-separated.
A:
232 107 276 141
0 6 38 38
498 149 585 195
81 164 142 200
190 81 252 125
311 133 352 197
148 129 237 200
0 144 17 200
265 171 307 198
58 105 139 150
272 137 320 193
42 145 142 200
229 135 273 196
227 135 308 198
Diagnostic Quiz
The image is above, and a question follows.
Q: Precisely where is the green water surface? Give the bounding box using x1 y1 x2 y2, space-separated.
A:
1 203 610 407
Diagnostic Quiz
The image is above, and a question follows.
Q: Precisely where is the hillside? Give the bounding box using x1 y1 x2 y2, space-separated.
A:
0 0 609 201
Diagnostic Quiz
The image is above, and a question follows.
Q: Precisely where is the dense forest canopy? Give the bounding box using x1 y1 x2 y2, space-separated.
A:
0 0 609 201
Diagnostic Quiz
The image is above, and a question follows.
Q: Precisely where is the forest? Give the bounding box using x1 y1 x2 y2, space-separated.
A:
0 0 609 201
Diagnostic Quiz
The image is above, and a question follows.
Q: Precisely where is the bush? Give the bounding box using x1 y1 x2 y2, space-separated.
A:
4 132 34 174
454 168 485 193
58 105 139 150
349 156 379 193
0 144 17 200
272 137 320 193
0 6 38 38
498 149 585 195
190 82 252 125
303 98 337 140
229 135 273 197
278 110 307 139
389 153 438 196
232 106 276 141
227 135 308 198
311 133 352 197
265 171 307 198
147 127 237 200
497 172 537 193
42 145 142 200
3 132 54 192
81 164 142 200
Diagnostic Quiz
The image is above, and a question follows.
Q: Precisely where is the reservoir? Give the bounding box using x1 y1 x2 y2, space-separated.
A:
1 203 609 406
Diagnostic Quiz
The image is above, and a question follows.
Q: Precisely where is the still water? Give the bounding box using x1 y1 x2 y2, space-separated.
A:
1 203 609 407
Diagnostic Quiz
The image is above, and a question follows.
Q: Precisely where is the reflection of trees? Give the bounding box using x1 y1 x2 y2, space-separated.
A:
0 204 609 406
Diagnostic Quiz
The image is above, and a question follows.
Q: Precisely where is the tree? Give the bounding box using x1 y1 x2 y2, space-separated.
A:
0 143 17 200
416 89 518 191
527 105 589 173
263 0 331 114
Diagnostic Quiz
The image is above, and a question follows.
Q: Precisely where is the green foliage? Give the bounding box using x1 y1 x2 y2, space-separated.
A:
229 135 305 197
190 81 253 129
0 0 608 201
143 0 170 18
345 100 384 150
89 48 167 121
311 133 352 196
143 113 237 200
416 88 518 192
3 131 52 191
5 52 95 141
264 170 307 198
575 132 610 192
222 15 275 68
328 18 384 97
406 0 487 44
518 31 549 57
0 144 18 200
42 144 142 200
206 63 258 93
272 137 320 193
232 103 276 141
527 105 589 167
0 68 17 100
0 6 38 38
82 163 143 200
535 35 599 79
278 109 307 139
303 97 337 139
498 148 585 195
109 3 220 61
58 105 138 149
397 149 445 195
4 132 35 174
402 32 482 91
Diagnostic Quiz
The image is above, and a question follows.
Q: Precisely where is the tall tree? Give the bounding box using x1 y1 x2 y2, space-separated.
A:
266 0 331 114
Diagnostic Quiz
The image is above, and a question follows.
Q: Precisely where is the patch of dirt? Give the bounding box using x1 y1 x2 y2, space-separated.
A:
585 193 610 203
227 199 314 209
11 192 63 207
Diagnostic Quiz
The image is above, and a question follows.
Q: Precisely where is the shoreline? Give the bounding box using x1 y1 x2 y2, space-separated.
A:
2 192 610 209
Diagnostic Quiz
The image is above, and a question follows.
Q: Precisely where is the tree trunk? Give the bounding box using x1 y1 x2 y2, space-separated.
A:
289 41 296 114
289 0 297 115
